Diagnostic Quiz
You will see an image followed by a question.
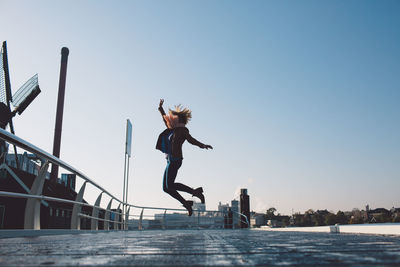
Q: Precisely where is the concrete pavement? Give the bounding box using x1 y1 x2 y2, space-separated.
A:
1 229 400 266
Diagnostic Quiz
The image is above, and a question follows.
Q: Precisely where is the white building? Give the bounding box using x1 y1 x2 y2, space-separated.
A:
218 202 230 213
193 202 206 212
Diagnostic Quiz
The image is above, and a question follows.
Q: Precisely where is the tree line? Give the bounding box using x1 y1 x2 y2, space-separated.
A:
261 207 400 227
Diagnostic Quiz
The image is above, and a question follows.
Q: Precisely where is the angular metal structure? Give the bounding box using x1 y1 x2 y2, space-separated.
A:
12 74 41 115
91 192 103 230
71 182 87 230
23 162 49 229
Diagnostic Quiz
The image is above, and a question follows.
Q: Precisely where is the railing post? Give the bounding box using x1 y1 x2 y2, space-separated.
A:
114 203 121 230
138 208 144 230
162 209 167 230
24 161 49 229
71 181 86 230
104 199 113 230
125 207 130 230
91 192 103 230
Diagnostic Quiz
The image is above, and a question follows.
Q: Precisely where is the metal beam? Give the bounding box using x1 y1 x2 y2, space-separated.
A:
23 161 49 229
71 182 86 230
114 204 121 230
90 192 102 230
125 206 130 230
104 199 113 230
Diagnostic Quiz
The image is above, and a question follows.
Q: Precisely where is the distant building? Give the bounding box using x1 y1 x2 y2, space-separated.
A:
148 219 163 229
5 153 42 177
60 173 76 191
218 202 230 213
0 154 97 230
218 202 233 228
127 218 152 230
224 208 233 229
367 208 391 223
240 189 250 228
250 213 265 227
153 211 224 229
109 208 123 229
217 198 244 228
154 212 195 229
231 200 239 228
391 208 400 222
0 165 79 229
193 202 206 212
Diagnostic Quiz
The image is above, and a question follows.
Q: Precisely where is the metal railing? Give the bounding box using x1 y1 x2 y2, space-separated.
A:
125 206 249 230
0 128 249 230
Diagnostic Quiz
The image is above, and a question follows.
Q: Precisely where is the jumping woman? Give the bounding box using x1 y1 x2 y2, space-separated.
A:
156 99 213 216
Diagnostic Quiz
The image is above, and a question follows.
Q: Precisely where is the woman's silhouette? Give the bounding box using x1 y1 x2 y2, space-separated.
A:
156 99 213 216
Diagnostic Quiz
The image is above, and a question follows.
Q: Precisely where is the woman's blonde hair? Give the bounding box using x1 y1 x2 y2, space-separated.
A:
169 104 192 125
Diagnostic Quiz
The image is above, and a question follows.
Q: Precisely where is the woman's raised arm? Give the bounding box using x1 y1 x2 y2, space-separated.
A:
158 99 168 127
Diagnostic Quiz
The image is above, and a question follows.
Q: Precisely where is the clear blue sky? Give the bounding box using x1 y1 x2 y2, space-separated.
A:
1 0 399 215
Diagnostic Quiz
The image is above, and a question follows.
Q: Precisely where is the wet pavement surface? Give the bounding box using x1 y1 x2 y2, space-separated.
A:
0 229 400 266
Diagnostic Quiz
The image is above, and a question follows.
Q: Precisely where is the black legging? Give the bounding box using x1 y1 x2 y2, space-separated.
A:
163 157 193 205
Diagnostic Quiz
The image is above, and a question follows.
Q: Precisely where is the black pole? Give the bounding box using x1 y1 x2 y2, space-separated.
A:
2 41 19 169
50 47 69 182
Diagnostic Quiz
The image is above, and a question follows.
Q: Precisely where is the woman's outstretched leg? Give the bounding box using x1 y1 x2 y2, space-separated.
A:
175 183 205 204
162 158 193 215
174 182 194 194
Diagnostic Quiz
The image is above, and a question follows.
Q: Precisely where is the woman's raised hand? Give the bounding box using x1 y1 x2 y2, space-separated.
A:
203 144 213 150
159 99 164 108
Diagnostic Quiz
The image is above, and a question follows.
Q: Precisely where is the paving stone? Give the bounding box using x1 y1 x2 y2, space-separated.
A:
0 229 400 266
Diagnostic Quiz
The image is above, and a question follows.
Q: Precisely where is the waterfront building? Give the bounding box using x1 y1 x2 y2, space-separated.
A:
152 210 225 229
218 202 230 213
193 202 205 212
109 208 123 229
0 154 97 229
154 212 195 229
218 199 242 228
5 153 42 177
60 173 76 191
240 189 250 228
231 200 239 228
250 213 266 228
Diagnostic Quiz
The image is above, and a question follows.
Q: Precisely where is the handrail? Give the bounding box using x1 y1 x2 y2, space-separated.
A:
0 191 246 229
0 191 121 216
0 128 123 205
126 204 249 227
78 213 123 225
128 203 215 213
0 128 250 229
